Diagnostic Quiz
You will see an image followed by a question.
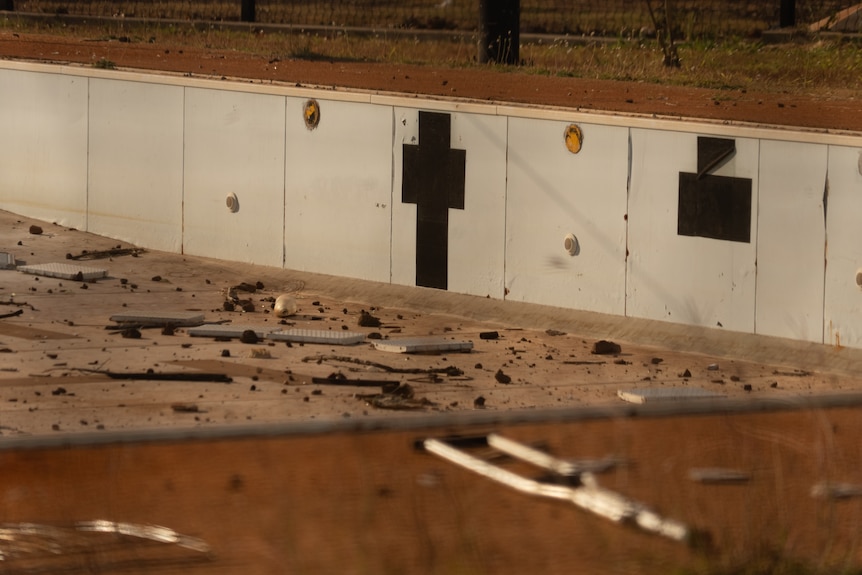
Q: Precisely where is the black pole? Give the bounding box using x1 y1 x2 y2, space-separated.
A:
478 0 520 65
241 0 256 23
779 0 796 27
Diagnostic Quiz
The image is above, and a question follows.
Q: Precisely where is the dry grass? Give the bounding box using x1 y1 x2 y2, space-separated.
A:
5 13 862 98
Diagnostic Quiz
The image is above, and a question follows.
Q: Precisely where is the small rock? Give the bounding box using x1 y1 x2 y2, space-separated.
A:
171 403 200 413
367 332 382 340
494 369 512 384
474 363 483 369
479 331 499 340
151 275 162 282
221 349 231 358
592 340 621 355
121 327 141 339
743 384 752 392
545 329 566 336
223 301 236 312
682 369 692 378
707 363 719 371
473 396 486 408
161 325 176 336
29 225 43 235
390 383 414 398
51 387 67 396
240 330 259 344
730 375 740 382
358 310 382 327
651 357 663 365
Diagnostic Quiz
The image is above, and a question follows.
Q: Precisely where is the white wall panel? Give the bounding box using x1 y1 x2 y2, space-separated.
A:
88 79 184 252
391 108 420 288
505 119 628 314
823 146 862 347
0 70 87 228
755 140 827 342
627 129 759 332
183 88 286 267
283 99 392 282
392 108 507 297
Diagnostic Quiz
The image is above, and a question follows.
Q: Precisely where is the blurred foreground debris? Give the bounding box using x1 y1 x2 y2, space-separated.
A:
0 520 210 566
423 433 700 544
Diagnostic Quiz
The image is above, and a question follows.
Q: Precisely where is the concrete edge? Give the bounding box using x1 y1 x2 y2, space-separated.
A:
1 54 861 145
2 391 861 451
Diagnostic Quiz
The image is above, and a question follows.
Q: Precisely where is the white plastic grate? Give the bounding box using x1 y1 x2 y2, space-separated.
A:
268 329 366 345
373 337 473 354
17 262 107 280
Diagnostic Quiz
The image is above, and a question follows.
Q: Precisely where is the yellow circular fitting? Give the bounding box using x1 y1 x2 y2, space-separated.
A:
564 124 583 154
303 99 320 130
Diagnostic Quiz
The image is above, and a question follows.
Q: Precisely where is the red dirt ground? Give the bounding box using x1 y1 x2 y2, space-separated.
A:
1 30 862 132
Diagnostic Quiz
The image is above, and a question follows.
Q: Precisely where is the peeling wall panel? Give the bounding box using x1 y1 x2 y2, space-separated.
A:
755 140 827 343
392 109 507 297
0 70 87 228
183 88 286 267
824 146 862 347
87 79 184 252
283 99 392 282
505 119 628 314
627 129 759 332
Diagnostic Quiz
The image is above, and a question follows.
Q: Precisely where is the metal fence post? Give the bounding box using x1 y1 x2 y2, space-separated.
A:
478 0 520 65
241 0 255 23
779 0 796 27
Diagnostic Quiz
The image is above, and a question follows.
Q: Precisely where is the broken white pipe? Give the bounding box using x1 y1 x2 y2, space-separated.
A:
75 520 211 553
487 433 619 476
423 438 689 543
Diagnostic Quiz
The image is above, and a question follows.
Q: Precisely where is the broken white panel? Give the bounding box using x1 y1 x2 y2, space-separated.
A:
0 253 14 269
268 329 366 345
284 99 393 282
109 311 205 327
617 387 725 404
755 140 827 343
183 88 286 267
824 146 862 348
810 481 862 499
87 78 184 253
187 324 271 339
17 263 107 281
0 69 88 229
627 129 759 332
505 118 628 315
392 108 507 297
373 336 473 353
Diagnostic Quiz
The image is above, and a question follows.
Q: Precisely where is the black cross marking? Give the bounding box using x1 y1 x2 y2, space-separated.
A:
678 136 752 243
402 111 466 290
